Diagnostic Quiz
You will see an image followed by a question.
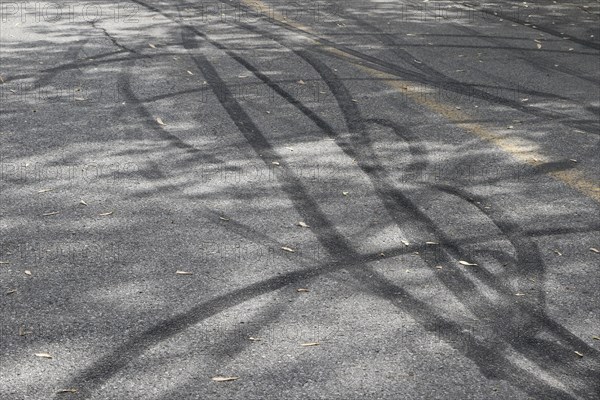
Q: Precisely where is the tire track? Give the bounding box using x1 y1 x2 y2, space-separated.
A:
57 17 580 398
53 1 599 398
188 18 600 396
298 49 599 398
460 1 600 50
332 7 599 135
146 0 600 392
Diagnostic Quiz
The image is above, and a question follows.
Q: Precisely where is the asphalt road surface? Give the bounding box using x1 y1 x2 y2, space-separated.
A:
1 1 599 399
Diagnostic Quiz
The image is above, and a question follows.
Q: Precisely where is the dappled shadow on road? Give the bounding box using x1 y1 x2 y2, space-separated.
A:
1 1 599 399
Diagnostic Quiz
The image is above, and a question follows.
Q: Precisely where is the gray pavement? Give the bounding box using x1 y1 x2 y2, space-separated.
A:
1 1 599 399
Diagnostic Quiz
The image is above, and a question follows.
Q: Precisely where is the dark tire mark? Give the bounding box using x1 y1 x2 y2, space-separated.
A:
111 60 224 165
366 118 429 175
54 2 599 399
0 49 126 85
61 21 577 398
461 2 600 50
299 49 599 397
175 0 574 118
53 235 409 399
433 183 600 399
207 6 600 395
339 12 599 135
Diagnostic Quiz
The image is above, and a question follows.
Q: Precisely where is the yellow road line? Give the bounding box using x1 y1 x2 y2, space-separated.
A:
371 71 600 202
240 0 600 202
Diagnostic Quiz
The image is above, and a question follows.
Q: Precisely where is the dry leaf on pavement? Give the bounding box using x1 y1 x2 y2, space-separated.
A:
19 326 32 336
56 389 78 394
212 376 239 382
459 260 478 266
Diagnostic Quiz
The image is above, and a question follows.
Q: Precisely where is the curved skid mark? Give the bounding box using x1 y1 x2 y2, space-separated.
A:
53 1 600 399
432 184 600 398
112 62 224 164
462 3 600 50
353 267 581 400
54 241 403 399
365 118 429 175
299 49 600 396
231 9 591 134
449 24 600 86
332 11 598 135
